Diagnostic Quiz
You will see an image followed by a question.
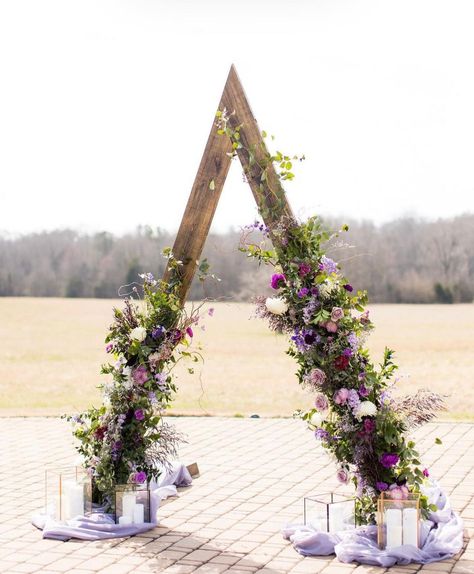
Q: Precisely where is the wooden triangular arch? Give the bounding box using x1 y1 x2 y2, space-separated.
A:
164 64 295 302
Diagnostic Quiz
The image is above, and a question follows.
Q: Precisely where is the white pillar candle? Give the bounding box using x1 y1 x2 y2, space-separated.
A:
403 508 419 547
385 508 403 549
121 492 136 519
329 505 345 533
63 481 84 520
118 515 132 525
133 503 145 524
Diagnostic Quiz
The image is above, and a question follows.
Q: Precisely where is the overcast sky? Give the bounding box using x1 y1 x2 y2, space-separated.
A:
1 0 473 236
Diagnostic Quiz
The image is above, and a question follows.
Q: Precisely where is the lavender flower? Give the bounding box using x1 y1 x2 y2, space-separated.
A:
307 368 326 388
132 365 149 386
336 468 349 484
319 255 338 275
347 389 361 413
152 325 166 339
315 428 330 441
134 409 145 421
376 481 388 492
358 384 369 398
297 287 310 298
347 332 359 350
314 393 329 411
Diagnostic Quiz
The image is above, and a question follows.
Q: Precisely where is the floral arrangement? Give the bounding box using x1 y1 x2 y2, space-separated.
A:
69 252 204 500
241 217 444 523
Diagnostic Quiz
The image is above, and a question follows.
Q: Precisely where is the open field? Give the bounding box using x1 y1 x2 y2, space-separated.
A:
0 298 473 418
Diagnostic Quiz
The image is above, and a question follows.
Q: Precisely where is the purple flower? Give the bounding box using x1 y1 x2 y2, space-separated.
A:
297 287 310 298
315 428 330 441
314 393 328 411
330 307 344 322
347 389 361 413
311 287 319 296
376 481 388 492
343 284 353 292
358 384 369 397
334 388 349 405
336 468 349 484
380 453 400 468
152 325 165 339
308 368 326 388
208 307 215 317
270 273 286 289
106 343 114 353
319 255 338 275
186 327 194 338
363 419 376 433
347 332 359 350
423 468 430 477
133 471 147 484
342 348 353 357
132 365 149 386
298 263 312 277
134 409 145 421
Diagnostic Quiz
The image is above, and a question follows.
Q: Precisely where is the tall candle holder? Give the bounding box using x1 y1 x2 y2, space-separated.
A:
114 483 151 524
377 492 420 549
304 493 355 533
44 467 92 521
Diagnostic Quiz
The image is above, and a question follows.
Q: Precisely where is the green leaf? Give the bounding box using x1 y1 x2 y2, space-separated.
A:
435 437 443 445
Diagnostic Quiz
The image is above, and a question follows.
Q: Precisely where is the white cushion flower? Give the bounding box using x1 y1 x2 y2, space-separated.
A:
265 297 289 315
130 326 147 342
355 400 377 420
309 411 325 427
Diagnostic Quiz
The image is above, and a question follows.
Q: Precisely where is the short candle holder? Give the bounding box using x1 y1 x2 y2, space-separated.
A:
377 492 420 549
114 483 151 524
304 492 355 533
44 467 92 522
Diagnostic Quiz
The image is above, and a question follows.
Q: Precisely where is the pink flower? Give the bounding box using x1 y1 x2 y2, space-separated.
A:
325 321 338 333
330 307 344 322
186 327 194 338
298 263 311 277
106 343 114 353
334 388 349 405
388 484 409 500
336 468 349 484
423 468 430 478
132 365 149 386
314 393 328 411
308 368 326 387
208 308 214 317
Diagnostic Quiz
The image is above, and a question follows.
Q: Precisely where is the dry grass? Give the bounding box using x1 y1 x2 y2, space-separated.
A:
0 298 472 419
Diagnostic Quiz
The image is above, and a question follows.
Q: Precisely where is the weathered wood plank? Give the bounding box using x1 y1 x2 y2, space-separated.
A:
164 65 295 303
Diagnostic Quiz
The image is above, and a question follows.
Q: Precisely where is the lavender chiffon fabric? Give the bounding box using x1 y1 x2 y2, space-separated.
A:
32 462 192 541
282 482 463 567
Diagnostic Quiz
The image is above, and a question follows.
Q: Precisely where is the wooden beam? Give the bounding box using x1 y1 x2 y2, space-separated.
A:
164 65 295 303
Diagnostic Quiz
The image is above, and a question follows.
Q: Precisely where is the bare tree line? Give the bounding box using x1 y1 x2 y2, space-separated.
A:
0 215 473 303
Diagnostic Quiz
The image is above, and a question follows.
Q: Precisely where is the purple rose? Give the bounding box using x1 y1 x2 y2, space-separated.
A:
134 409 145 421
343 284 353 292
330 307 344 322
298 263 312 277
376 481 388 492
133 471 147 484
334 388 349 405
314 393 328 411
336 468 349 484
308 368 326 388
270 273 286 289
297 287 310 298
380 453 400 468
132 365 149 386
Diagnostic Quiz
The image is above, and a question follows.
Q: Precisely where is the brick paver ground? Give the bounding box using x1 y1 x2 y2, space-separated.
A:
0 417 473 574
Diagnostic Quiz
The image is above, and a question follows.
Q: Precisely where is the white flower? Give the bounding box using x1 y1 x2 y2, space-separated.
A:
309 411 325 427
355 400 377 419
319 280 339 299
265 297 289 315
130 326 147 342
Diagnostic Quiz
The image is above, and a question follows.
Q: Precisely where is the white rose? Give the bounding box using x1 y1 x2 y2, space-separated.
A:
309 411 325 427
130 326 147 342
265 297 289 315
355 400 377 420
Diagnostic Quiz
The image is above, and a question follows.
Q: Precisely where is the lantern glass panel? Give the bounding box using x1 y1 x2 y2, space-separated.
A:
377 493 420 549
114 483 151 524
44 467 92 521
304 493 355 533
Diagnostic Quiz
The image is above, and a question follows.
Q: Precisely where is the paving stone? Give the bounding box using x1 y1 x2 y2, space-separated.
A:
0 418 472 574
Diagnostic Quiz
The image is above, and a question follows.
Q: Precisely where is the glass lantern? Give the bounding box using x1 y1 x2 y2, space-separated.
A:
304 493 355 533
114 483 151 525
44 467 92 521
377 492 420 549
